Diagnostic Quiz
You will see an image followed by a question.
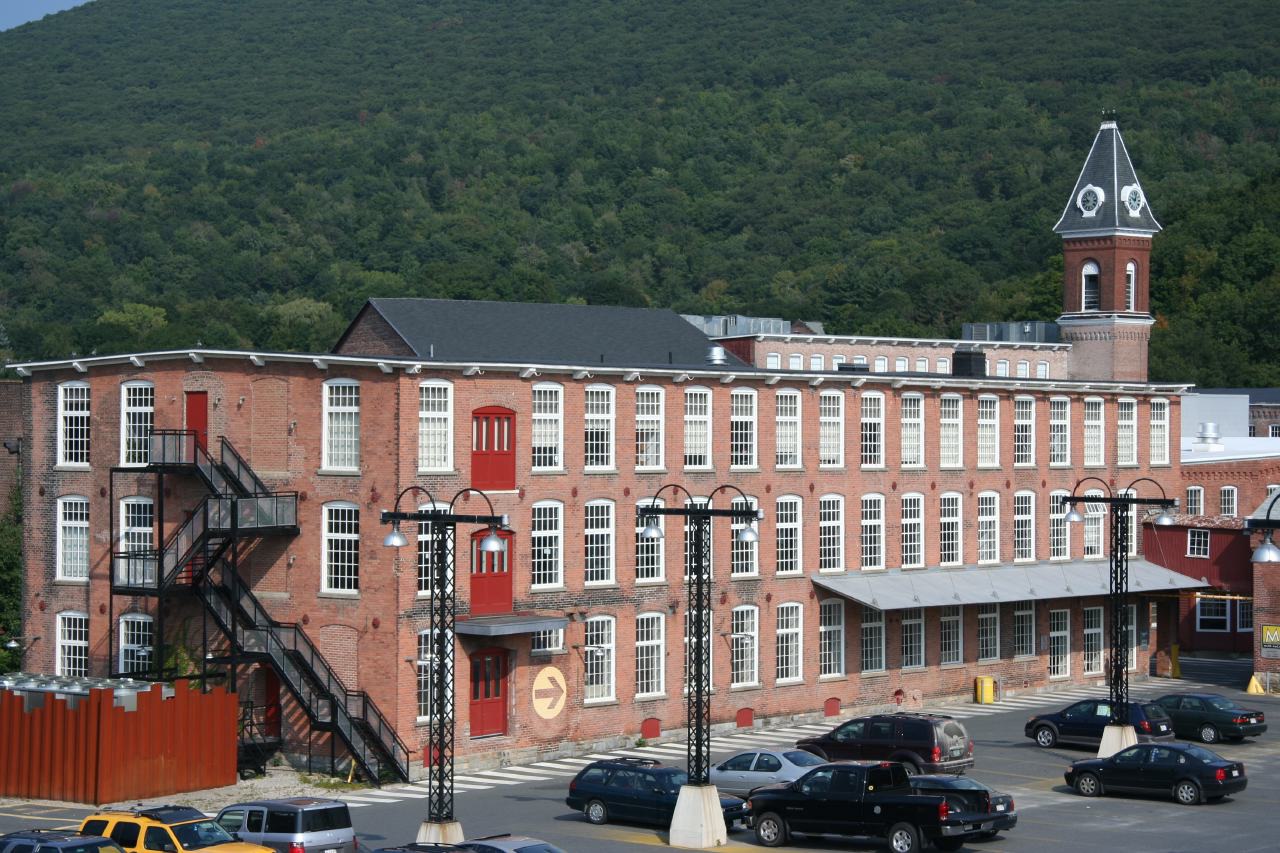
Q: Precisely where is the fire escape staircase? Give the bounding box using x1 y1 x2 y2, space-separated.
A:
111 430 410 784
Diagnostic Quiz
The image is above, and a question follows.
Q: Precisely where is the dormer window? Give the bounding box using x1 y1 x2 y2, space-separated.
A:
1125 261 1137 311
1082 261 1101 311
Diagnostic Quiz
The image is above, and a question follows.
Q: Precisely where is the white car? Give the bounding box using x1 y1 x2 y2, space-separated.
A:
708 748 826 796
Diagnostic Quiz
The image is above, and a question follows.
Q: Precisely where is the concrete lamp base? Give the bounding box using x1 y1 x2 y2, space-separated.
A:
416 820 465 845
668 784 728 849
1097 724 1138 758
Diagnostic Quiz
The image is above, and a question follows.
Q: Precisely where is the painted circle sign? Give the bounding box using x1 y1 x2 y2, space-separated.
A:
532 665 567 719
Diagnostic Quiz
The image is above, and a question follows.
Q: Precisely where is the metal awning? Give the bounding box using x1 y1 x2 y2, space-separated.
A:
454 613 569 637
811 559 1206 611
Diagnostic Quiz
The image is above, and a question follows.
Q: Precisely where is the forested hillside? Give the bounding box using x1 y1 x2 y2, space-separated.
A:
1 0 1277 385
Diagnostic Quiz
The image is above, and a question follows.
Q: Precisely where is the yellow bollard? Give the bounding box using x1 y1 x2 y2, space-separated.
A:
1246 675 1265 695
1170 644 1181 679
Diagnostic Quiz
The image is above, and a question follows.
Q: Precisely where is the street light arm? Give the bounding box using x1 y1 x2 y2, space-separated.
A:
1067 476 1114 503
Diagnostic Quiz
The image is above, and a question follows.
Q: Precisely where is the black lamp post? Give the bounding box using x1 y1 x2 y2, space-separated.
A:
637 483 762 849
1061 477 1175 754
382 486 508 844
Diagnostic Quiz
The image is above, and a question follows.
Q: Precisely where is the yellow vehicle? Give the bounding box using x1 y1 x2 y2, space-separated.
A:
79 807 274 853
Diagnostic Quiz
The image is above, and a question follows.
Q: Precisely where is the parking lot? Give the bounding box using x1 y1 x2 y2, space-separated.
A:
3 675 1279 852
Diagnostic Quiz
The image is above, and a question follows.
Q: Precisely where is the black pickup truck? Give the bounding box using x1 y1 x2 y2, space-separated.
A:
747 761 982 852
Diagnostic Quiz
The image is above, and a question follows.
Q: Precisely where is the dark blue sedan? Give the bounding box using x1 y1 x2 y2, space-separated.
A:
1025 698 1173 748
1065 742 1247 805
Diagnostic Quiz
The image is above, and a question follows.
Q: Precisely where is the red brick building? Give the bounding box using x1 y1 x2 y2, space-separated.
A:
8 121 1205 779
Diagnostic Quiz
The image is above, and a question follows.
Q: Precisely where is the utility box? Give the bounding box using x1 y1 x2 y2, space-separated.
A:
974 676 996 705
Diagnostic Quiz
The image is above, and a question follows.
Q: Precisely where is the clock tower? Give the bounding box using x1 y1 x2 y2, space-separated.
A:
1054 120 1161 382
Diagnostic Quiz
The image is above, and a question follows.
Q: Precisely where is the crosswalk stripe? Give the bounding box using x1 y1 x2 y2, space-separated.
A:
489 766 566 778
455 773 525 786
469 769 555 782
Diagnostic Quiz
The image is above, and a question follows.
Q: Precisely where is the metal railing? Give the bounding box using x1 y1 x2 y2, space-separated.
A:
147 430 232 495
221 437 268 497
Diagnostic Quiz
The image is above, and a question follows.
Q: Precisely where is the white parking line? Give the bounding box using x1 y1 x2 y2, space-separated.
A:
455 773 526 786
468 769 555 783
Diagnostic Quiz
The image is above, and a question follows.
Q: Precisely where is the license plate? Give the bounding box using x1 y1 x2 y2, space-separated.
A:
1232 770 1239 777
1250 718 1257 724
996 804 1006 812
1158 725 1167 732
950 747 964 757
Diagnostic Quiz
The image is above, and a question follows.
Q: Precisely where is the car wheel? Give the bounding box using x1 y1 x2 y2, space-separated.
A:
1035 725 1058 748
1199 724 1220 744
934 838 965 852
1074 771 1102 798
886 822 921 853
1174 780 1202 806
754 813 788 848
585 799 609 825
901 761 922 777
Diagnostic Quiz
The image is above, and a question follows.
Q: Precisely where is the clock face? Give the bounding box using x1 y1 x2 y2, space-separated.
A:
1081 189 1099 212
1126 188 1143 212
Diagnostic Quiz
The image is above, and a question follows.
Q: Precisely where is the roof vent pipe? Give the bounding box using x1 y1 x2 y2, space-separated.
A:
1194 422 1224 452
706 345 728 366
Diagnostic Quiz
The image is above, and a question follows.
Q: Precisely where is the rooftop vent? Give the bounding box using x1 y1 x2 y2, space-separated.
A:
951 350 987 378
706 345 729 366
837 362 871 374
1192 422 1224 452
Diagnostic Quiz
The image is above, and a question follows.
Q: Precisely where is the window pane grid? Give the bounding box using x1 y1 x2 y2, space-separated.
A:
1084 490 1105 558
901 607 924 669
730 607 758 687
977 396 999 467
819 600 844 676
1013 398 1034 466
1049 609 1070 678
1014 606 1035 657
730 497 758 576
775 497 801 575
939 396 962 468
60 384 91 465
729 391 756 468
635 614 665 697
418 384 452 470
819 392 844 467
939 495 961 566
1014 492 1035 561
860 606 885 673
531 503 563 587
584 387 615 469
324 505 360 591
324 383 360 470
531 386 562 469
775 392 800 467
939 605 962 665
977 493 999 563
635 389 664 469
1186 487 1203 516
58 497 90 580
977 603 999 661
1117 400 1137 465
1084 399 1104 466
583 617 615 702
416 509 454 595
900 495 923 569
1050 492 1070 559
57 612 89 677
1049 398 1070 465
683 390 711 468
122 384 155 465
775 603 802 682
120 616 153 674
860 395 883 467
860 495 884 570
584 502 615 584
1083 607 1104 675
635 500 664 582
819 497 843 571
1150 400 1169 465
900 395 923 467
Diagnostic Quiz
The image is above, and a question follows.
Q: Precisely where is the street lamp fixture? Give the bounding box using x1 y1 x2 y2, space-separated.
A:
1062 476 1176 758
3 635 39 652
1245 490 1280 563
380 485 509 845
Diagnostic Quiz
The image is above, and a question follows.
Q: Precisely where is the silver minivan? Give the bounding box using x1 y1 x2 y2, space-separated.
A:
214 800 355 853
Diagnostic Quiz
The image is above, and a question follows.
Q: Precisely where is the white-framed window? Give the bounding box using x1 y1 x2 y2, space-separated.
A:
1049 398 1070 466
683 607 714 693
1220 486 1237 517
730 606 759 687
939 605 962 665
116 496 155 586
901 606 924 669
1272 426 1280 438
1036 360 1049 379
418 381 453 472
1013 397 1034 466
1048 609 1070 678
1117 398 1137 465
321 502 359 592
874 356 888 372
531 383 563 470
415 628 456 719
322 379 360 471
583 616 616 703
531 628 565 653
531 501 563 587
1238 600 1254 632
819 494 844 572
729 389 757 468
900 393 924 467
977 395 999 467
860 605 885 673
1014 491 1035 562
56 495 90 581
730 495 759 577
977 491 999 564
915 357 928 372
683 497 712 581
119 613 153 674
819 391 844 467
1016 360 1030 378
683 387 712 469
635 498 665 583
939 395 962 468
635 387 665 471
1049 490 1070 560
810 354 824 371
937 357 950 374
635 613 665 698
1186 486 1203 516
584 385 615 470
765 353 781 370
1083 607 1104 675
1083 397 1105 466
120 381 154 466
57 382 91 467
939 493 962 566
1118 487 1138 557
895 356 908 372
852 355 868 367
1083 490 1105 558
775 496 802 575
995 359 1009 377
860 392 883 467
1014 604 1035 658
832 355 846 368
819 599 845 676
860 493 884 570
584 500 615 585
56 611 89 677
900 494 923 569
788 354 803 370
775 390 801 468
1125 261 1137 311
1196 596 1229 632
1082 260 1101 310
775 602 803 683
1125 603 1138 672
1187 528 1210 558
977 604 1000 662
416 501 453 596
1149 399 1169 465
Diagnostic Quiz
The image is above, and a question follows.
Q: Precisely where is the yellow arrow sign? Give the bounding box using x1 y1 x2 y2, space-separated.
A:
532 665 566 719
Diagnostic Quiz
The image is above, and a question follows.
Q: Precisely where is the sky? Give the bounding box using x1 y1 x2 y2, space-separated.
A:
0 0 92 32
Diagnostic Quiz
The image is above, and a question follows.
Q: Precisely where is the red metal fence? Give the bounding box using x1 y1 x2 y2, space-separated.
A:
0 680 236 804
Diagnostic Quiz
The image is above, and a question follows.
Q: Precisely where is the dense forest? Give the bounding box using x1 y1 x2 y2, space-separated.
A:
0 0 1277 385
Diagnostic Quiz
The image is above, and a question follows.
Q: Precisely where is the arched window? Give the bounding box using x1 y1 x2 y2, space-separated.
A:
120 381 155 466
1125 261 1137 311
1082 261 1101 311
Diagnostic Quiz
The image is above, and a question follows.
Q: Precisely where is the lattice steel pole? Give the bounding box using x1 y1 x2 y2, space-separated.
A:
428 518 456 824
687 512 713 786
1109 502 1130 726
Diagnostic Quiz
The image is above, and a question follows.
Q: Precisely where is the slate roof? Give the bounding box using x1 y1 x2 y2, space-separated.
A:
335 298 749 369
1053 121 1161 237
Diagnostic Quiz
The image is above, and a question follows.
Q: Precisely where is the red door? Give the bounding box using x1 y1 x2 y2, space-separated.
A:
262 669 282 738
471 407 515 491
470 529 513 616
185 391 209 452
469 648 508 737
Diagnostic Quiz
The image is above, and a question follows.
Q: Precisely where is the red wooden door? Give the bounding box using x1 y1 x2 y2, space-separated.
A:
470 529 513 616
262 669 281 738
471 407 515 491
185 391 209 452
469 648 508 737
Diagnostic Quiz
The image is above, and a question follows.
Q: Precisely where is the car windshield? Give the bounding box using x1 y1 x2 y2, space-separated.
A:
1141 703 1169 720
171 821 235 850
665 771 688 790
1182 745 1224 764
783 751 825 767
1206 697 1238 711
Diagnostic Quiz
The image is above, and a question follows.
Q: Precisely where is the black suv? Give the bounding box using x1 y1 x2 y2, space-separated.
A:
795 713 974 775
1025 699 1173 748
1 831 123 853
565 757 749 829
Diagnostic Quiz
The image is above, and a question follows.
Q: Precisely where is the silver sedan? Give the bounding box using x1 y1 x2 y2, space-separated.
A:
708 748 827 796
